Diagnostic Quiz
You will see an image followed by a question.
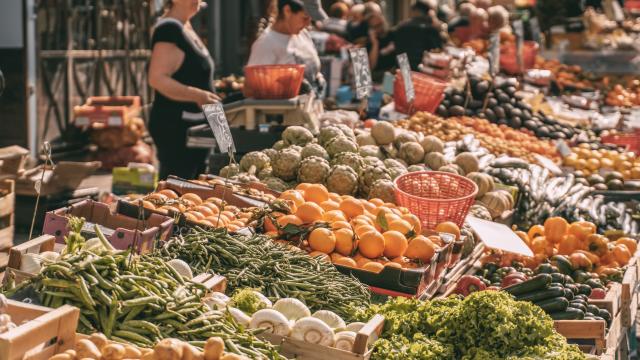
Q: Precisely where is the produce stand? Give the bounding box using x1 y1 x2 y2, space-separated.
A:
0 179 15 251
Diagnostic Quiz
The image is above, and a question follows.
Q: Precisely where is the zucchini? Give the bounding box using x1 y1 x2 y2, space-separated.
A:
565 283 579 295
550 282 564 288
534 297 569 313
550 308 585 320
563 289 574 301
552 255 573 275
569 302 587 313
516 287 565 302
535 264 554 274
504 274 552 296
577 284 592 296
573 270 591 283
574 294 589 302
564 275 574 284
585 279 604 289
587 305 601 315
598 309 611 322
550 273 565 285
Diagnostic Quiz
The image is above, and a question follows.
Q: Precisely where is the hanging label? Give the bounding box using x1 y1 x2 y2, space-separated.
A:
396 53 415 103
530 18 541 45
513 20 524 72
202 103 236 154
488 32 500 76
556 139 572 158
466 216 533 257
349 47 373 99
533 154 563 176
75 117 89 127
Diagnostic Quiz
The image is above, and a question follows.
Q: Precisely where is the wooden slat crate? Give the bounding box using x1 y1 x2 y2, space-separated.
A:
192 273 228 294
5 235 56 285
0 179 15 251
260 314 384 360
620 254 639 328
555 311 622 355
0 300 79 360
590 283 622 319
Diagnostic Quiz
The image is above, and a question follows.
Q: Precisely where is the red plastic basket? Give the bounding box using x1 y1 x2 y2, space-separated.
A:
394 171 478 230
625 0 640 10
243 64 305 99
500 41 539 75
601 131 640 155
394 71 448 115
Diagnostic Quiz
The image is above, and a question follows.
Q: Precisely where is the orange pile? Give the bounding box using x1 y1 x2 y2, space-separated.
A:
142 189 252 232
265 183 459 273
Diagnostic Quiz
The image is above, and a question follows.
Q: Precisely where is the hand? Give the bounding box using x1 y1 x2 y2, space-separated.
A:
196 90 221 107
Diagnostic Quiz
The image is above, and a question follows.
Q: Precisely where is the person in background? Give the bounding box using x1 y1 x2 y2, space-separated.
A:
393 0 444 70
346 3 367 44
322 2 350 37
148 0 218 180
248 0 327 97
365 8 395 77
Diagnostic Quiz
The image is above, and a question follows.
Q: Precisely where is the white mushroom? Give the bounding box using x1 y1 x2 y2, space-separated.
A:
272 298 311 321
345 322 366 333
252 291 272 308
291 317 335 347
228 307 251 327
167 259 193 279
249 309 291 336
334 331 358 352
20 253 43 274
312 310 346 332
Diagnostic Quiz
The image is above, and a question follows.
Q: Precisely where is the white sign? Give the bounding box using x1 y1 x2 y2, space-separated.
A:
488 32 501 76
202 103 235 154
556 139 572 158
396 53 415 103
513 20 524 71
533 154 563 176
349 47 373 99
466 216 533 257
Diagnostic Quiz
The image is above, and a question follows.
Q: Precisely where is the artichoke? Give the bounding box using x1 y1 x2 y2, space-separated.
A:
257 166 273 180
334 123 356 141
383 158 407 170
371 121 395 145
368 179 396 203
326 136 358 158
273 140 287 150
363 156 385 168
387 166 407 180
326 165 359 195
399 142 425 165
272 148 302 181
394 131 419 148
319 126 344 146
359 145 384 159
240 151 271 175
219 164 240 178
407 164 427 172
331 152 365 174
282 126 314 147
356 133 377 147
359 166 392 196
297 156 331 184
301 143 330 160
263 148 278 162
262 177 289 192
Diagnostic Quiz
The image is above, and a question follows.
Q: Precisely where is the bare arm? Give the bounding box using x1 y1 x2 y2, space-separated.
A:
148 42 219 106
368 29 380 70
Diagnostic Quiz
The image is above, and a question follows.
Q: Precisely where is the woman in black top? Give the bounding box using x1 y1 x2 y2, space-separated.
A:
148 0 219 180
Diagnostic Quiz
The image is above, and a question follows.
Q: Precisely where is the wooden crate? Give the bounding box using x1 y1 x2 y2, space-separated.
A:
0 179 15 251
590 282 622 319
555 311 622 355
192 273 227 294
5 235 56 285
260 315 384 360
0 300 79 360
620 255 640 328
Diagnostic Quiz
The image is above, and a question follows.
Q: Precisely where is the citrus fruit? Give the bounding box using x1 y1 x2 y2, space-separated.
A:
334 228 356 256
358 230 385 258
308 251 330 262
304 184 329 204
308 228 336 254
382 230 408 258
361 261 384 273
340 198 365 219
354 254 373 268
435 221 461 240
388 219 413 234
330 252 345 262
354 225 377 238
158 189 179 199
323 210 347 222
401 214 422 234
384 262 402 269
333 256 357 268
276 214 303 228
181 193 203 206
295 202 324 223
405 236 436 262
331 221 351 230
320 200 340 211
295 183 311 191
281 190 305 207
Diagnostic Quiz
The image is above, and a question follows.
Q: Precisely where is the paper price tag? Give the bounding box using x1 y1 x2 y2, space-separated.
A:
396 53 415 103
466 216 533 257
34 180 42 195
488 32 501 76
349 47 372 99
533 154 563 176
107 116 123 127
513 20 524 71
202 103 236 154
556 139 572 158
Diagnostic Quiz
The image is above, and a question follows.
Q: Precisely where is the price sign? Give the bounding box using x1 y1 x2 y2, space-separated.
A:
202 102 235 154
349 47 373 99
556 139 572 158
533 154 563 176
466 216 533 257
513 20 524 72
529 18 541 45
396 53 415 103
488 32 500 76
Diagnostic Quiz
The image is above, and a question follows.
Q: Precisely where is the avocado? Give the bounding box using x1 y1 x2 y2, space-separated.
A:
474 80 490 96
587 174 605 185
484 108 496 122
449 105 465 117
510 116 522 128
607 179 624 190
497 93 511 103
593 183 608 191
623 180 640 190
605 171 624 182
451 95 465 106
524 120 537 130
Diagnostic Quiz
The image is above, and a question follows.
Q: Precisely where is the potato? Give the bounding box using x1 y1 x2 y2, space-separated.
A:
124 345 143 359
89 333 109 350
76 339 102 360
49 354 73 360
140 351 156 360
204 338 224 360
153 339 183 360
102 344 126 360
63 349 77 358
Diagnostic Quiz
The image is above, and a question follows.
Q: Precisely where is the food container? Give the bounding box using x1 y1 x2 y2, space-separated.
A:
42 199 173 253
73 96 141 128
393 71 448 115
244 64 305 100
500 41 539 74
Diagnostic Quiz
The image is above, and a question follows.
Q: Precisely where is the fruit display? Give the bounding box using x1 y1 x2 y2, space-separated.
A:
563 142 640 182
195 177 278 203
533 58 596 91
396 112 560 163
257 183 457 271
606 81 640 107
351 291 585 359
138 189 254 232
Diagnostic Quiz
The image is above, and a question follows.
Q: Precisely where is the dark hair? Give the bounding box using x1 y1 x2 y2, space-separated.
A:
412 0 431 15
277 0 305 17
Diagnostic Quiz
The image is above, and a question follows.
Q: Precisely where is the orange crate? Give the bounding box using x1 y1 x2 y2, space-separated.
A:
394 71 447 115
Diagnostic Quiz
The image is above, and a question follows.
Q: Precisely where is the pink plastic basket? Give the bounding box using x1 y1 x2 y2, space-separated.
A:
500 41 539 74
243 64 305 99
394 71 448 115
394 171 478 230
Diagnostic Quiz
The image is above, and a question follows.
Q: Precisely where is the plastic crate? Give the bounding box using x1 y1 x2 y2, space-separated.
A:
394 171 478 230
500 41 539 74
73 96 141 128
393 71 447 115
600 132 640 155
243 64 305 99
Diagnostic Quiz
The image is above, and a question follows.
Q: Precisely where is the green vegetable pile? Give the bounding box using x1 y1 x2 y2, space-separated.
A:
353 291 586 360
158 227 371 318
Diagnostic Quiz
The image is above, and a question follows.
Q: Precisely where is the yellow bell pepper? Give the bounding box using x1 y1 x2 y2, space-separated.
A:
544 217 569 244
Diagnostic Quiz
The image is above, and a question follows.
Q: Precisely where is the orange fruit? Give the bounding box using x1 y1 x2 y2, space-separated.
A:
384 213 401 225
354 225 377 238
281 190 305 207
334 228 356 256
276 214 303 228
429 235 444 247
227 224 240 232
331 221 351 230
323 210 347 222
295 183 311 191
159 189 179 199
397 207 410 214
388 219 413 234
361 261 384 273
334 256 357 268
183 212 200 222
329 193 342 202
330 252 345 262
358 231 385 258
142 200 156 209
384 262 402 269
181 193 203 206
362 200 376 213
198 219 214 227
390 256 410 267
296 202 325 223
401 214 422 234
435 221 461 240
195 205 215 217
369 198 384 206
225 205 240 214
304 184 330 204
320 200 340 211
354 254 373 268
308 251 330 262
221 211 236 221
340 198 365 219
405 236 436 262
308 228 336 254
201 202 220 213
382 231 408 258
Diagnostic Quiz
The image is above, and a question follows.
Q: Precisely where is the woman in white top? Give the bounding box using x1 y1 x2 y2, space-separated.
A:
248 0 327 97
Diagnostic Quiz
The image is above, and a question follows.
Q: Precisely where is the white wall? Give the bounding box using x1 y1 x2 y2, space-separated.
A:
0 0 23 48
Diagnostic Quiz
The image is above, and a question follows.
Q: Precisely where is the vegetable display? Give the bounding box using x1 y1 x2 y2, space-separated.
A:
157 227 371 319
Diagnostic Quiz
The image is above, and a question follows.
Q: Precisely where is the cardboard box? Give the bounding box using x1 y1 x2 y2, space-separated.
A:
0 145 29 178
